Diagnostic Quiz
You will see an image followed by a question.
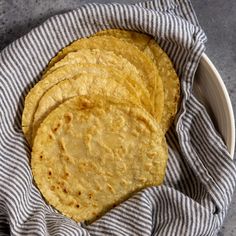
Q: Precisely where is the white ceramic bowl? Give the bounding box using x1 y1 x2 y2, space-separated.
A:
193 53 235 158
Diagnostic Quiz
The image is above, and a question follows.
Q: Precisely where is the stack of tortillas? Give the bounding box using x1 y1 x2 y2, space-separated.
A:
22 30 180 223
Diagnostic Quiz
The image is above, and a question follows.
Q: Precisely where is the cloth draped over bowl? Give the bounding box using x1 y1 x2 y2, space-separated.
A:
0 0 235 235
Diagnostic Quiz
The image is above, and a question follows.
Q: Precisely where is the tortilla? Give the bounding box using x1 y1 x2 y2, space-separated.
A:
22 64 152 145
32 73 141 141
95 29 151 50
46 35 164 122
31 95 168 223
95 29 180 132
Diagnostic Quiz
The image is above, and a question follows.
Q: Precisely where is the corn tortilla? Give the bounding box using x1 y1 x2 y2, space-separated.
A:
31 95 168 223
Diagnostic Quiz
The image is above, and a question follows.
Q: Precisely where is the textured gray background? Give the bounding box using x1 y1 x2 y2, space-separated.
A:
0 0 235 235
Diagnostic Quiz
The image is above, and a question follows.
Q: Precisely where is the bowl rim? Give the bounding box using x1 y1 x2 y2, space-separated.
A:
200 53 235 158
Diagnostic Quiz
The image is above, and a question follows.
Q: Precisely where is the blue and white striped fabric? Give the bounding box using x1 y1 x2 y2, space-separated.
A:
0 0 235 235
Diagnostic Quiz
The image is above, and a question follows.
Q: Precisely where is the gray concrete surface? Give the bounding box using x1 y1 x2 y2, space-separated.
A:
1 0 235 235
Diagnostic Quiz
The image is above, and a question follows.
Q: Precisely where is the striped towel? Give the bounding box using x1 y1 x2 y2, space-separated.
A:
0 0 235 235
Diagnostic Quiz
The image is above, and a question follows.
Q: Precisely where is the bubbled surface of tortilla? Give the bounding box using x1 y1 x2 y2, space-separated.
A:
31 95 168 223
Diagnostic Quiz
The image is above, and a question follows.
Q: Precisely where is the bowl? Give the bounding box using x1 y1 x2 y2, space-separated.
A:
193 53 235 158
